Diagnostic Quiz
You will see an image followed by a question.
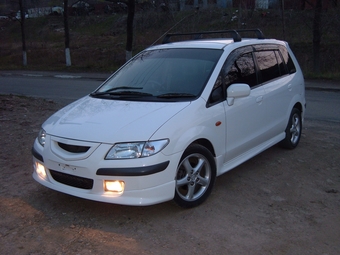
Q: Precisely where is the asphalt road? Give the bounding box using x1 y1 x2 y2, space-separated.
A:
306 90 340 123
0 75 102 105
0 74 339 122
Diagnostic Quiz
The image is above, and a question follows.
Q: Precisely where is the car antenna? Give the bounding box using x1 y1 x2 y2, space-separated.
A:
150 7 199 46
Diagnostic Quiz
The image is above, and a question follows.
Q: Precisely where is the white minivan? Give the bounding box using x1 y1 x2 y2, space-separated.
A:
32 29 306 208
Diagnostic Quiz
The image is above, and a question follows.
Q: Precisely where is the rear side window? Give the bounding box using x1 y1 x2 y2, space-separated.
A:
255 51 281 83
275 51 288 76
279 46 296 74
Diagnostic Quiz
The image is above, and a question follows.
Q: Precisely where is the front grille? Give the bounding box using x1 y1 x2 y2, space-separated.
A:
49 170 93 189
58 142 90 153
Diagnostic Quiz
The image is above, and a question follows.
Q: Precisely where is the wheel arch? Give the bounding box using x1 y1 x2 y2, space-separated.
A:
292 101 305 123
293 102 303 112
280 104 303 149
286 94 305 123
190 138 216 158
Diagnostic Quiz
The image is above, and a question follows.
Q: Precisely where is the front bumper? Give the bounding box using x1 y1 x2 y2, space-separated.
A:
32 137 180 206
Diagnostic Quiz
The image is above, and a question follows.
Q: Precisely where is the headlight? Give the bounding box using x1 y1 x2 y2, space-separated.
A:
38 128 46 146
105 139 169 159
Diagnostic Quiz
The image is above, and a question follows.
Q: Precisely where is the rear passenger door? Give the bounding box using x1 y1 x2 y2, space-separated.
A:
253 45 296 137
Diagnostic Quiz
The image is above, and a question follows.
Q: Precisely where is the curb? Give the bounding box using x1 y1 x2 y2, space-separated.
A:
1 71 340 91
0 71 110 81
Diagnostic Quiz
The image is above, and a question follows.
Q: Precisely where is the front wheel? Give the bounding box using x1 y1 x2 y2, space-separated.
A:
174 144 216 208
280 108 302 149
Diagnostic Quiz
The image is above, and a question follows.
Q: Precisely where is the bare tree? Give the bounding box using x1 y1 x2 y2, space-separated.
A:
18 0 27 66
313 0 322 73
281 0 285 40
105 0 134 61
64 0 71 66
126 0 135 61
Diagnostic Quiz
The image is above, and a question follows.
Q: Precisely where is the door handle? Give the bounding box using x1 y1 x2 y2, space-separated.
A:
256 96 263 103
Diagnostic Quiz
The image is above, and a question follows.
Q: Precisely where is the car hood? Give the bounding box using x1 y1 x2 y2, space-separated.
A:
42 96 190 143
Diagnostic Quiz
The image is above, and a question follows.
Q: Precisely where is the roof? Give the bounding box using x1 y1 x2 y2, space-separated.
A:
149 40 234 50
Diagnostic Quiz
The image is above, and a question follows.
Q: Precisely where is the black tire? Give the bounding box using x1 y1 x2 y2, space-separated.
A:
174 144 216 208
280 108 302 149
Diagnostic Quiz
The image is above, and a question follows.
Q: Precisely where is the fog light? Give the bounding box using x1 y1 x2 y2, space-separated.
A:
104 180 125 193
35 162 47 179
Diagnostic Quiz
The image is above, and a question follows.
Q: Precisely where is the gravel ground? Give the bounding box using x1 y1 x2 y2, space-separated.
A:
0 95 339 255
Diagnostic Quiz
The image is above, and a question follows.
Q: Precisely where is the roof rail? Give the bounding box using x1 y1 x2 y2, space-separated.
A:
237 29 265 39
162 28 265 44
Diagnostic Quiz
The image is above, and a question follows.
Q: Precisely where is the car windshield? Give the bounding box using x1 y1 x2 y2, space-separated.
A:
92 48 222 101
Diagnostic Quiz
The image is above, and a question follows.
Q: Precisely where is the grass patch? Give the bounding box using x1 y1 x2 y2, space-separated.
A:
304 71 340 81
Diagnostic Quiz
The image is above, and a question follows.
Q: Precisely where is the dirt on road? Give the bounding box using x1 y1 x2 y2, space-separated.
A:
0 95 339 255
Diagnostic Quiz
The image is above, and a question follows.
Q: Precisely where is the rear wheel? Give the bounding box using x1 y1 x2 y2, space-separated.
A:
174 144 216 208
280 108 302 149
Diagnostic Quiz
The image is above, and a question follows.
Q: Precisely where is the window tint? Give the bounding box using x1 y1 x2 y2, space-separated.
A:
254 51 280 83
209 47 256 105
221 52 257 88
275 50 288 76
279 46 296 74
210 44 298 106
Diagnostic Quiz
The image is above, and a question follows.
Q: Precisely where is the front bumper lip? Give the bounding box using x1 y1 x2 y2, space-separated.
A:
32 171 176 206
96 161 170 176
32 147 44 162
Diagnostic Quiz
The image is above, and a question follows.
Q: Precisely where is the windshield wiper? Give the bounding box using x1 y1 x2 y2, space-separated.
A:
91 86 153 97
157 93 196 98
107 86 143 91
91 86 143 96
91 90 152 98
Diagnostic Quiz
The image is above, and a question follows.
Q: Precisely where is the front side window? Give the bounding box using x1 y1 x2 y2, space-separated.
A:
209 46 257 105
219 46 258 89
231 52 257 87
93 48 222 101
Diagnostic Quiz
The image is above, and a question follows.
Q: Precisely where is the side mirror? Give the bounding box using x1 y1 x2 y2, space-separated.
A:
227 83 251 105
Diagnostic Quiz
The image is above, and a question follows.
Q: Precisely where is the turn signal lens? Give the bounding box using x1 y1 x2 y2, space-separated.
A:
38 129 46 146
